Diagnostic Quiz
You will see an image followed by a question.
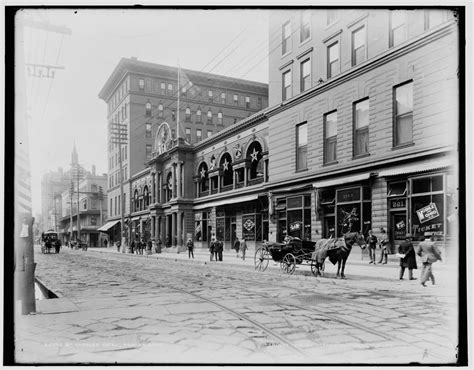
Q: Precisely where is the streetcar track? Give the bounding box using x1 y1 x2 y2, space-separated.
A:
39 250 453 360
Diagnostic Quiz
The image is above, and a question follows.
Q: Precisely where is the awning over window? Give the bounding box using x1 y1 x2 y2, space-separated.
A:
97 220 120 232
377 158 452 177
194 194 259 210
312 172 371 189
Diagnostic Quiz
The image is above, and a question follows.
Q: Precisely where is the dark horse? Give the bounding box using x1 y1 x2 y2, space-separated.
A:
312 232 366 279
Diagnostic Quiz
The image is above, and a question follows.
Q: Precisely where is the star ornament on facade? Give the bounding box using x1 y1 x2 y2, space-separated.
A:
200 168 206 179
222 158 229 171
250 148 259 162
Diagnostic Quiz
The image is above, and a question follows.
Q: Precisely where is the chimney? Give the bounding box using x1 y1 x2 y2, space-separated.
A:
92 165 96 176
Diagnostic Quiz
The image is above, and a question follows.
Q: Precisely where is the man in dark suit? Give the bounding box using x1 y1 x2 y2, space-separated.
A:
398 234 417 280
417 235 442 286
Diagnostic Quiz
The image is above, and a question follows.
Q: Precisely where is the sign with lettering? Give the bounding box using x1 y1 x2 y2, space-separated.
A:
242 215 255 240
289 221 302 232
396 220 405 230
337 187 360 203
390 198 406 209
416 203 440 224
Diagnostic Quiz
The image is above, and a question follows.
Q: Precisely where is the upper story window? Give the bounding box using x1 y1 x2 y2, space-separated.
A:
146 79 152 92
324 111 338 164
389 10 407 47
221 92 226 104
208 90 213 101
327 41 340 78
282 70 292 101
233 94 239 105
197 108 202 122
158 103 163 117
257 97 262 109
185 128 191 143
146 144 152 159
160 82 166 95
167 83 173 96
146 122 152 138
353 98 370 156
393 81 413 147
327 10 339 25
171 110 176 122
196 129 202 142
296 122 308 170
300 58 311 92
424 9 446 30
352 25 366 66
207 110 213 124
185 107 191 122
300 11 311 43
207 130 213 138
217 111 223 125
139 78 145 91
145 101 152 117
245 96 250 108
282 21 292 55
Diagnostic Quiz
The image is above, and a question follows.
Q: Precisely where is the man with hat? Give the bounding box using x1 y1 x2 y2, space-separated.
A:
398 233 417 280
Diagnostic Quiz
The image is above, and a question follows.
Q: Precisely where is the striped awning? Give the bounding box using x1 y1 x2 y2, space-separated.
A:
377 158 452 177
97 220 120 232
194 193 259 210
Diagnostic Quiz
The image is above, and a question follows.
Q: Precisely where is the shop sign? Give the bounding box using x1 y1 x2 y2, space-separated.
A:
396 220 405 230
337 187 360 203
390 198 406 209
413 223 443 234
242 215 255 240
416 203 440 223
289 221 302 232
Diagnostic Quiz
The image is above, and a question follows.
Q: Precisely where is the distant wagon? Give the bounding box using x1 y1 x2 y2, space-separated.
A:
41 230 61 254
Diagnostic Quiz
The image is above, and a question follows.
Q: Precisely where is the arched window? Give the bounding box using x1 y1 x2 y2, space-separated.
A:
207 110 213 124
197 162 209 193
134 190 139 212
166 172 173 202
145 101 152 116
196 108 202 122
247 141 264 181
143 186 149 207
185 107 191 122
220 152 233 187
217 111 223 125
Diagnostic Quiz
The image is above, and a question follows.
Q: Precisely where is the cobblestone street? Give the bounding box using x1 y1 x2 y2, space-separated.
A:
14 246 459 364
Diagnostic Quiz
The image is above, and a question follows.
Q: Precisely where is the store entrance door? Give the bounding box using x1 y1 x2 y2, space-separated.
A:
391 212 407 253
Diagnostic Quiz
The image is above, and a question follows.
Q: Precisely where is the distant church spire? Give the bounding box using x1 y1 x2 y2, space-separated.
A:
72 142 78 165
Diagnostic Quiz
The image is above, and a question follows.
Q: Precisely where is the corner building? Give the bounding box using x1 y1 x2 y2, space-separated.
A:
106 8 460 258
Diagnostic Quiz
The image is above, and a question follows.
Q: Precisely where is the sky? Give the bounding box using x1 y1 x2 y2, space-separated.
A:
16 8 271 215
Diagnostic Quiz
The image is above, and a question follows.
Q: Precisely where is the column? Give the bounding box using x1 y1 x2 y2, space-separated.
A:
172 212 177 247
151 216 155 240
177 211 182 250
158 172 162 203
263 159 268 182
165 215 169 246
244 165 248 187
233 170 237 189
177 161 182 198
171 164 176 199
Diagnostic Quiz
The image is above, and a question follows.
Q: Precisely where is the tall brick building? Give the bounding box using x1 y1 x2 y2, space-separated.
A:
101 9 460 260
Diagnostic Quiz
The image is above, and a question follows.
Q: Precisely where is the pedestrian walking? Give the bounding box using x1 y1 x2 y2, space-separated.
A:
240 238 248 261
147 239 152 254
398 234 417 280
187 238 194 259
377 228 389 264
216 239 223 261
116 240 121 252
234 237 240 258
140 238 145 255
209 236 216 261
366 230 378 264
417 235 442 286
104 239 108 248
165 234 171 248
130 240 135 254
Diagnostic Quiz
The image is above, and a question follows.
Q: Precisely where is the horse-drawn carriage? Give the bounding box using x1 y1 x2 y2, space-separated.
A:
254 236 322 275
41 230 61 254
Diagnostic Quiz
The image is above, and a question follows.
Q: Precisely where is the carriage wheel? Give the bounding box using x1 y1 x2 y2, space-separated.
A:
254 247 270 272
281 253 296 275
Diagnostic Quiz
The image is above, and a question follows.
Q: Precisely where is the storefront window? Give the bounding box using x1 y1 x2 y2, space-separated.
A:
277 194 312 241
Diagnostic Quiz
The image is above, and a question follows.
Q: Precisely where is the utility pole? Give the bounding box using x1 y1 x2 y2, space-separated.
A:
110 122 128 252
69 181 74 243
76 164 82 242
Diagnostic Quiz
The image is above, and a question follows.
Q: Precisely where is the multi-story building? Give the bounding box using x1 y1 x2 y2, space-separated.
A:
40 167 70 232
101 8 460 261
98 57 269 239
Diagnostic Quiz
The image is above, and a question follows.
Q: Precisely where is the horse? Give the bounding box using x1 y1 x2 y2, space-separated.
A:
312 231 366 279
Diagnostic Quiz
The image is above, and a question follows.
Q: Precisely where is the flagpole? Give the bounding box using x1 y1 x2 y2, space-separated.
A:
176 64 180 142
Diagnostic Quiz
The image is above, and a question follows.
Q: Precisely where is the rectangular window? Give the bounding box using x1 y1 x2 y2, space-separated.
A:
145 122 152 138
185 128 191 143
327 41 340 78
139 78 144 91
324 111 337 164
208 90 213 101
300 58 311 92
327 10 339 25
282 70 292 101
110 198 112 216
146 144 152 159
245 96 250 108
390 10 406 47
233 94 239 105
257 97 262 109
207 130 213 138
160 82 166 95
282 21 291 54
296 122 308 170
353 99 370 156
300 11 311 43
221 92 226 104
394 81 413 146
167 83 173 96
425 10 445 30
196 129 202 142
352 26 366 66
118 195 120 215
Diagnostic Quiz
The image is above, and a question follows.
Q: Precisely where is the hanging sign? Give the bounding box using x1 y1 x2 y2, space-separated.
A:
416 203 440 223
396 220 406 230
289 221 302 232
